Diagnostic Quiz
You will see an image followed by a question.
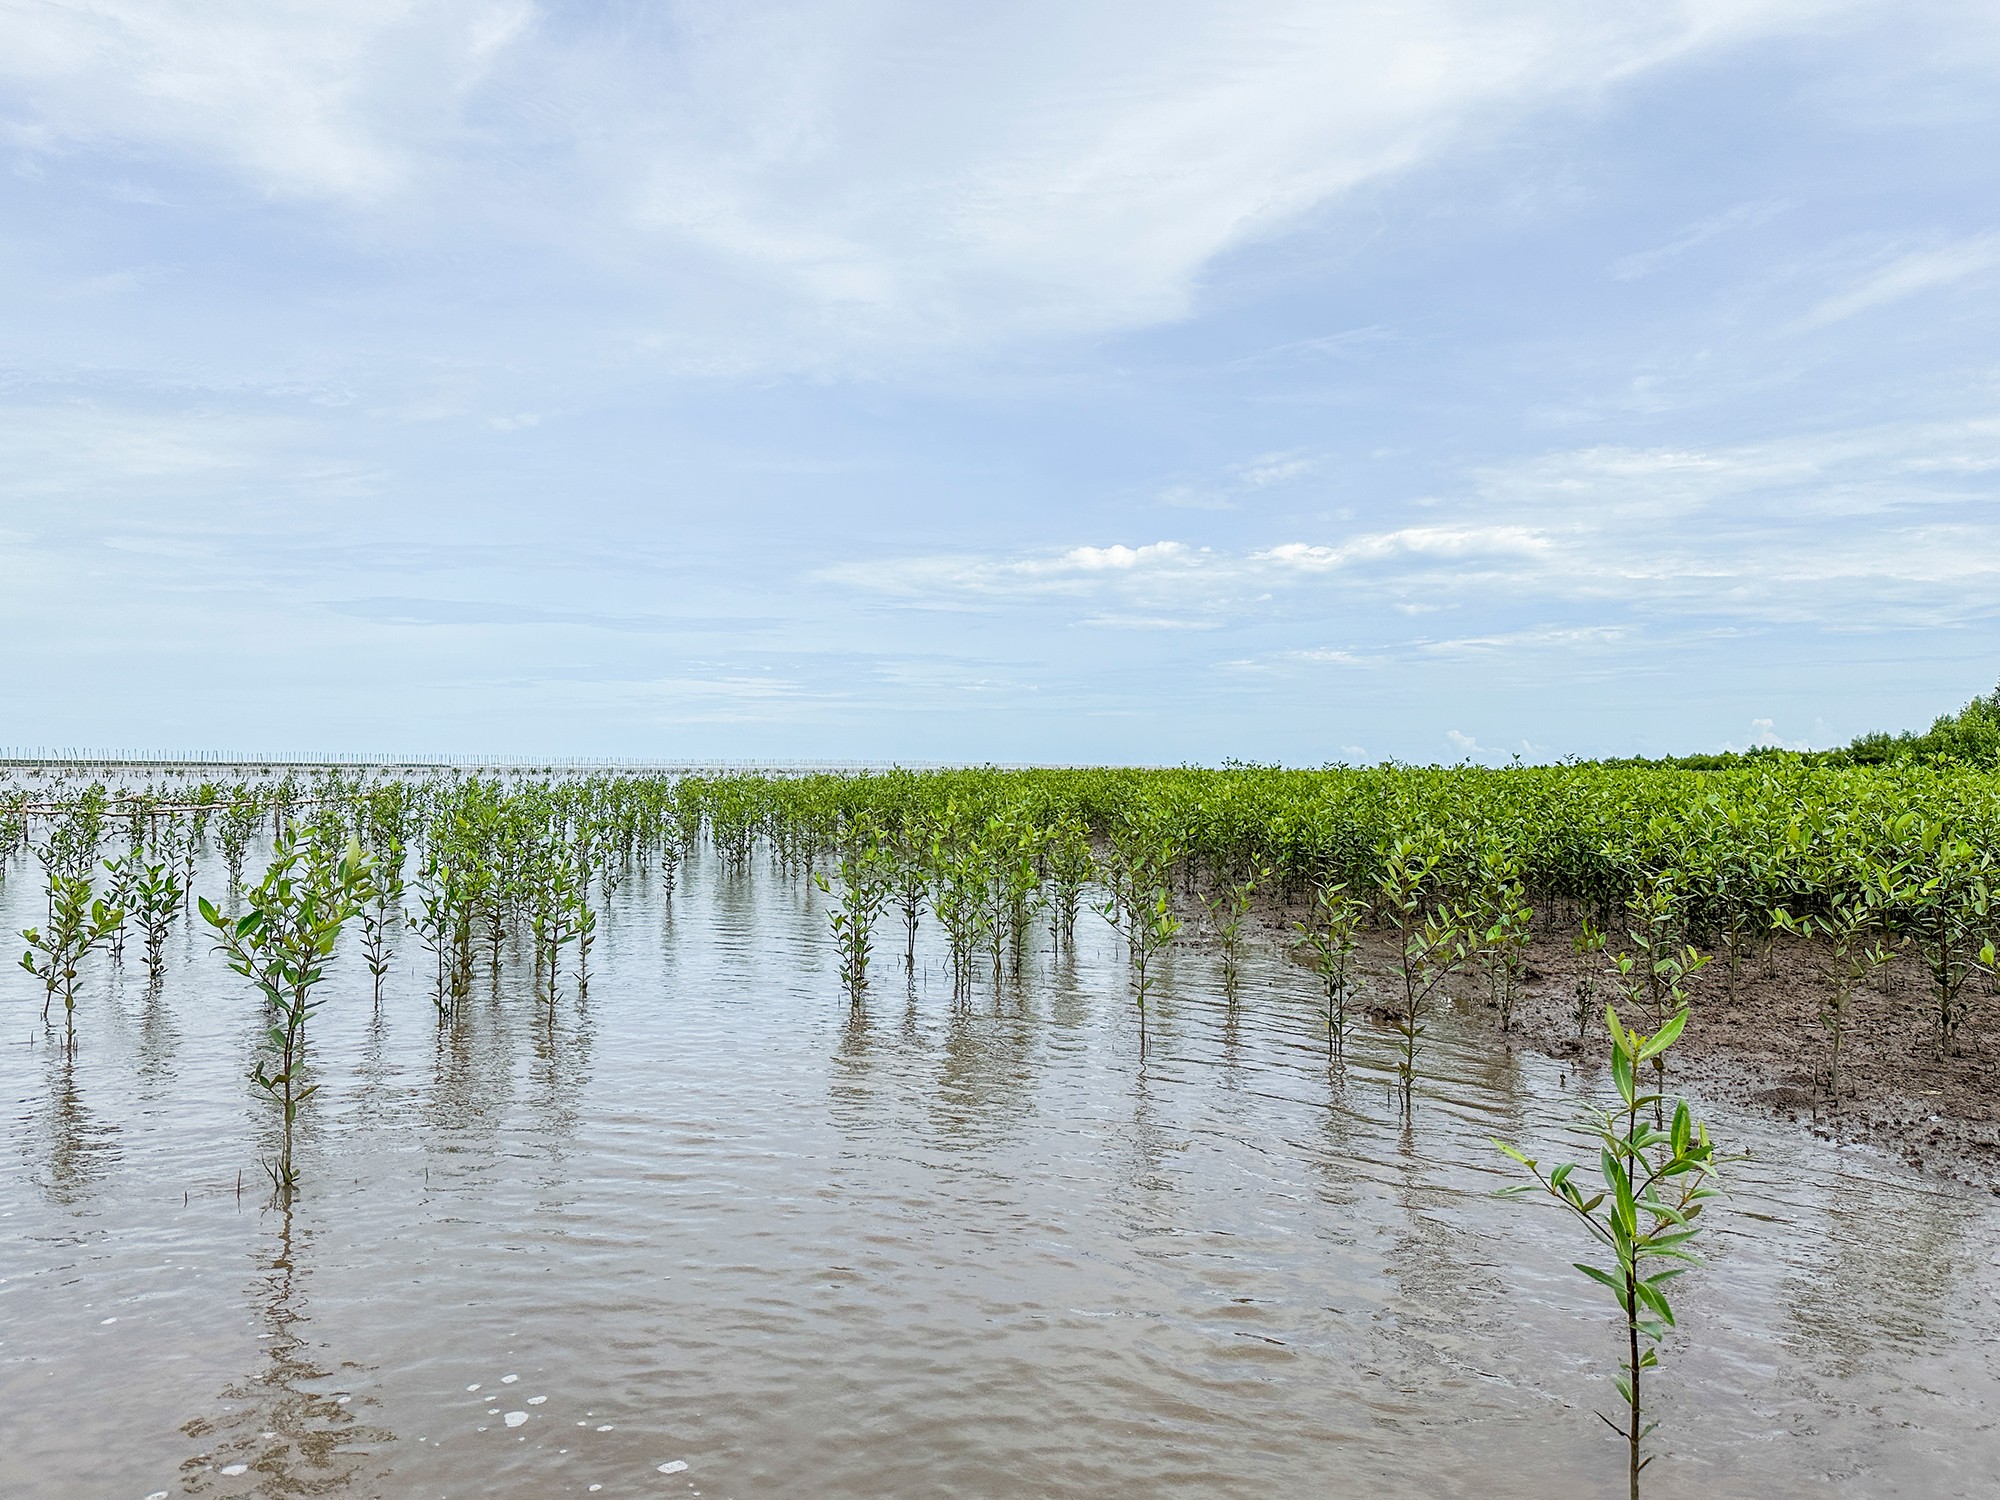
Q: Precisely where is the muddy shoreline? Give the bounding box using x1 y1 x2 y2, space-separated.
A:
1228 894 2000 1196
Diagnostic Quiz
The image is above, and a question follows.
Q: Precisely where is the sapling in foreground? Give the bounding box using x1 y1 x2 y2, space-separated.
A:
20 874 123 1043
815 824 891 1004
131 859 186 985
357 833 403 1004
888 822 927 969
201 833 369 1192
1094 842 1182 1056
102 850 141 965
1377 837 1469 1110
1493 1006 1723 1500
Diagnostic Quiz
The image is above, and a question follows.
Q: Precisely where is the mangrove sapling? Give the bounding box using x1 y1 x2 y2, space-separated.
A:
1044 816 1093 954
1573 918 1607 1042
20 874 123 1041
1093 884 1181 1057
201 834 369 1192
408 860 454 1012
1205 864 1267 997
573 895 597 998
1377 838 1469 1111
528 855 589 1006
1294 877 1362 1059
1474 845 1534 1034
815 830 891 1004
888 824 927 969
1891 823 1995 1057
1774 887 1897 1110
131 858 186 986
993 816 1047 974
219 798 261 892
929 814 994 997
102 850 142 966
1492 1006 1723 1500
158 816 199 913
1610 876 1708 1120
357 847 401 1005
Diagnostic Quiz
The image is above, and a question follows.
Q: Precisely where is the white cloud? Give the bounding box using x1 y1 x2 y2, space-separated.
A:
1156 450 1321 510
1798 232 2000 329
0 0 1870 359
826 409 2000 633
1042 541 1187 573
0 1 533 201
1609 199 1790 280
826 539 1201 599
1722 716 1811 751
1238 451 1319 488
1417 625 1629 655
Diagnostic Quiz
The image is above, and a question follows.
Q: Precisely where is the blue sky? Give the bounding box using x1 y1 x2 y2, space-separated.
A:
3 1 1998 764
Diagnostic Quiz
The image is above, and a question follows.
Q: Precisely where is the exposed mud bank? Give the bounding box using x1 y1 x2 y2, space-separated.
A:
1238 899 2000 1196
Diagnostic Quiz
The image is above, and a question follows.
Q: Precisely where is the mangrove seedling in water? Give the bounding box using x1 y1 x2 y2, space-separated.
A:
1044 815 1093 955
20 874 123 1043
1094 837 1183 1056
201 833 369 1192
102 849 141 966
1205 864 1267 997
130 858 186 986
816 828 892 1004
1377 837 1469 1110
1493 1005 1722 1500
888 822 928 970
1294 877 1362 1059
357 833 404 1005
1119 890 1181 1056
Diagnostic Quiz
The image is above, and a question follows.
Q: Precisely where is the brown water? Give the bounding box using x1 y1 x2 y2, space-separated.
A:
4 845 1998 1499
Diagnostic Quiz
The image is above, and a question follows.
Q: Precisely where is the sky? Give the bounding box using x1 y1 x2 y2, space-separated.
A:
2 0 1998 765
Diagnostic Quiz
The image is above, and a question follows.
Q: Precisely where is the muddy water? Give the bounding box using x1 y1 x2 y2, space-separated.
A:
3 847 1998 1499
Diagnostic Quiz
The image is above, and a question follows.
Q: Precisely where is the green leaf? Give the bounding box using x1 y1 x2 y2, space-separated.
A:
1634 1277 1677 1325
1573 1262 1625 1295
1611 1043 1635 1108
1637 1006 1688 1060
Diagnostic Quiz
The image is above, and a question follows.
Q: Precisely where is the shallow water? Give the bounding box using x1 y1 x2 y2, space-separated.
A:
3 845 1998 1499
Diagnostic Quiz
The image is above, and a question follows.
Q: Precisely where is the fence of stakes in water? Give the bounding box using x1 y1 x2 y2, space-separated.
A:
3 838 1999 1499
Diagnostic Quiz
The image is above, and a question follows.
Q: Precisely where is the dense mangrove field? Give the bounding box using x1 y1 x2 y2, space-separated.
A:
5 759 1999 1498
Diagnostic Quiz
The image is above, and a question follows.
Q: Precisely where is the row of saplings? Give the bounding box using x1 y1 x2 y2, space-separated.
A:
18 791 638 1199
17 795 1984 1500
818 808 1993 1105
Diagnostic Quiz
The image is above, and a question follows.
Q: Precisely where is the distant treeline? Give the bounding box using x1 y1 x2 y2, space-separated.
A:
1607 681 2000 771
